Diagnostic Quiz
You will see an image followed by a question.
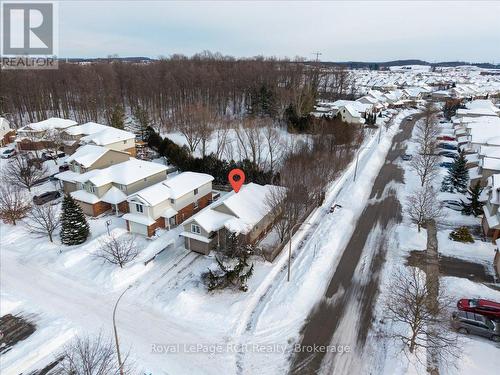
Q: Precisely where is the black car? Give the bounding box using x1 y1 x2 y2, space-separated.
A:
438 151 458 159
33 191 61 205
437 143 458 151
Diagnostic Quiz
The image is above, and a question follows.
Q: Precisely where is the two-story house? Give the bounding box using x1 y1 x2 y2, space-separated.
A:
69 159 168 216
0 117 15 147
76 123 137 156
482 173 500 242
55 145 131 194
123 172 214 236
180 183 280 255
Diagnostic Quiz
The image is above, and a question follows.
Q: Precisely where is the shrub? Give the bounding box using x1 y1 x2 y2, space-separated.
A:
449 226 474 243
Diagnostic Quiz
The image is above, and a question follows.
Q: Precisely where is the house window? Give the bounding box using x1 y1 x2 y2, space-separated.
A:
123 140 127 144
191 224 201 234
136 204 144 213
194 188 198 195
89 185 96 193
170 198 175 204
193 200 199 209
118 184 126 191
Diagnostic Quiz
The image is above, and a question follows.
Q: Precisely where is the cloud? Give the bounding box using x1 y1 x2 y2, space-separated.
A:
58 0 500 62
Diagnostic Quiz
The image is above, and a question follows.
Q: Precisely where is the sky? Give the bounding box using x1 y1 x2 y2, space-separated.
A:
56 0 500 62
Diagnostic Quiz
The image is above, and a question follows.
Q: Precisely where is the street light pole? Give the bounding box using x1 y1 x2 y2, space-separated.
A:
113 285 131 375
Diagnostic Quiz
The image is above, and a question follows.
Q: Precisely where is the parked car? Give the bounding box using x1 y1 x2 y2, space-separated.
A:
33 191 61 205
438 151 458 159
439 162 454 169
442 200 463 211
437 135 456 141
457 299 500 320
58 164 70 172
42 151 66 161
438 143 458 150
451 310 500 342
1 149 17 159
401 154 412 161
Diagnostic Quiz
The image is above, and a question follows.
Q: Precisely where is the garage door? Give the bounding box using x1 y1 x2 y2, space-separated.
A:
128 221 148 236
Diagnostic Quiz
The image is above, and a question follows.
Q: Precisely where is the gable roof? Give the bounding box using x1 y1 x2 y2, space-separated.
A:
65 145 111 168
22 117 77 132
77 159 167 187
80 126 135 146
185 183 281 235
64 122 109 136
128 171 214 206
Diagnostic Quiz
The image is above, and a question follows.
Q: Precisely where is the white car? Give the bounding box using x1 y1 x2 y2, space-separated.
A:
443 200 463 211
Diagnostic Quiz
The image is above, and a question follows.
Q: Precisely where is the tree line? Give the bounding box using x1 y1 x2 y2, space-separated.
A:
0 52 353 130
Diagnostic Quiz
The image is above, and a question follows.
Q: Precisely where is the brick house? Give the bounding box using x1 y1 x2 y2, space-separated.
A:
68 159 168 216
123 172 214 237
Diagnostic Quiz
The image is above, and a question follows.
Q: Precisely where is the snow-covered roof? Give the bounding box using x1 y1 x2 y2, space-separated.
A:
80 126 135 146
128 171 214 206
101 186 127 204
184 183 281 236
54 170 80 183
70 189 99 204
22 118 77 132
78 159 167 187
65 145 111 168
64 122 109 136
456 108 499 117
465 99 500 114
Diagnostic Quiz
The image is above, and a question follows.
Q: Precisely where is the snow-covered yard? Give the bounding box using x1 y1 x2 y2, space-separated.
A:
1 109 411 374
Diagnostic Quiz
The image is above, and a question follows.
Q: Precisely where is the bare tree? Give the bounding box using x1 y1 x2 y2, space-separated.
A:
410 106 440 187
25 203 60 242
384 267 460 365
235 118 264 166
406 183 443 232
263 124 282 173
264 186 289 243
95 234 138 268
58 333 131 375
213 119 230 160
44 129 66 164
0 184 31 225
3 155 49 191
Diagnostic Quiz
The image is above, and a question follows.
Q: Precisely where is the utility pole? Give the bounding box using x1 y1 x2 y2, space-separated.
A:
113 285 131 375
311 51 322 62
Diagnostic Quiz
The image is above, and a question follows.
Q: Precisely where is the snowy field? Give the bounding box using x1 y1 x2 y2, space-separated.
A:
358 117 500 375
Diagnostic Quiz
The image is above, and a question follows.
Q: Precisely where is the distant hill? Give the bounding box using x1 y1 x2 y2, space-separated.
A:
318 59 500 70
59 57 500 70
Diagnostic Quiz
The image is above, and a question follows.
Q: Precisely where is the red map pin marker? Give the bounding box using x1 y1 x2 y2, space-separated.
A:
228 169 245 193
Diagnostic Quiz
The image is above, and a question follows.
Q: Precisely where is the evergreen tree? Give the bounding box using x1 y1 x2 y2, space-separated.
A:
60 194 90 245
109 106 125 129
461 180 484 217
441 151 469 193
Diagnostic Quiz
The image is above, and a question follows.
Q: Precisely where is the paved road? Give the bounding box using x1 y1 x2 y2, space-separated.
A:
290 113 423 374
